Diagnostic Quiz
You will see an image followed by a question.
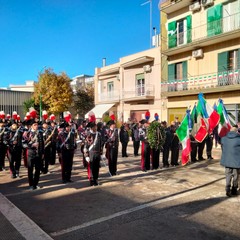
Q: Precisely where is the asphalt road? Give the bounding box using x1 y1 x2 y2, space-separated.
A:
0 145 240 240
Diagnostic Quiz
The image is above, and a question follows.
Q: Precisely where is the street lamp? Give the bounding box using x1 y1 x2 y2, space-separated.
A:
141 0 152 48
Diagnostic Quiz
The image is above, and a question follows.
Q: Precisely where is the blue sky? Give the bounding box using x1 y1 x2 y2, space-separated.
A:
0 0 160 88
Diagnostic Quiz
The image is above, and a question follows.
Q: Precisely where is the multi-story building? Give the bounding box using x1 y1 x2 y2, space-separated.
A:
89 46 161 122
71 74 94 93
160 0 240 123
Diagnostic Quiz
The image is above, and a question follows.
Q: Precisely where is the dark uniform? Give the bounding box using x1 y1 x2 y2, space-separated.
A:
105 121 119 176
0 120 8 171
6 123 23 178
84 123 102 186
57 123 76 183
42 123 52 174
24 122 44 190
119 125 129 157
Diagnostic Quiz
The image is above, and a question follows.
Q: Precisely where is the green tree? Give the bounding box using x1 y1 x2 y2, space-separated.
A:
33 68 73 116
22 98 35 115
74 85 94 118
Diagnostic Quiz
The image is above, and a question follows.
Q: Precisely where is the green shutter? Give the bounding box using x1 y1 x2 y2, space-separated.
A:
186 15 192 43
218 52 228 72
207 4 223 37
182 61 188 80
168 64 175 82
168 21 177 48
136 73 144 80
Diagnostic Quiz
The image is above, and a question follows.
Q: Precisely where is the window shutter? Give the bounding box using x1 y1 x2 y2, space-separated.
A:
186 15 192 43
207 6 215 36
182 61 188 80
168 64 175 82
214 4 223 35
218 51 228 72
168 21 177 48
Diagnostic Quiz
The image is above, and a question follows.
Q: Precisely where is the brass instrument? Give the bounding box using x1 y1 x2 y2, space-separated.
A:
44 126 57 149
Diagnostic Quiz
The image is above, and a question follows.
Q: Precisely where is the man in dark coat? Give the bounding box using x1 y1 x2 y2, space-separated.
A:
220 125 240 197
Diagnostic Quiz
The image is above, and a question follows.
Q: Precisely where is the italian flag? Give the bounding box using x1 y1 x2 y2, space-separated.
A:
176 110 192 166
197 93 220 134
217 99 231 137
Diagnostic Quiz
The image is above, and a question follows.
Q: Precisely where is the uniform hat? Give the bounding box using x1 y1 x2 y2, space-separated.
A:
86 121 96 128
107 120 115 126
139 119 147 124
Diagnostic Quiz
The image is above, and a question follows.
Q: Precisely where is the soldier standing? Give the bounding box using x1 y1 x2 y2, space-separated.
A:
84 122 102 186
105 120 119 176
24 121 44 190
57 122 76 183
0 119 8 171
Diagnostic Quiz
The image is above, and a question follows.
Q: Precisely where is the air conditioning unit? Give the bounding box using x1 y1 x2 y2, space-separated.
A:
192 49 203 58
189 2 201 12
202 0 214 7
143 65 151 72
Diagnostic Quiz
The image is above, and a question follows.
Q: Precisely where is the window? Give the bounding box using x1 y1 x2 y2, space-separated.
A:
136 74 145 96
168 61 188 91
207 4 223 37
107 82 114 97
168 15 192 48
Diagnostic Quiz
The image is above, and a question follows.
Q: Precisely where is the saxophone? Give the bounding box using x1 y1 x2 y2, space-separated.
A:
44 126 57 149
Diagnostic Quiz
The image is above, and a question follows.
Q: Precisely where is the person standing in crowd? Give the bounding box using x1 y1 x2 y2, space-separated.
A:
0 119 8 171
48 120 58 165
220 125 240 197
205 132 214 160
42 122 52 174
119 123 129 157
6 122 23 178
78 120 88 168
131 122 140 157
57 122 77 184
162 121 171 168
23 121 44 190
170 123 180 166
84 122 102 186
139 119 150 172
105 119 119 176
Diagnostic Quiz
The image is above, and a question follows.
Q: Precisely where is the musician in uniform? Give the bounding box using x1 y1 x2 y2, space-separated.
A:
6 122 23 178
42 122 52 174
139 119 150 172
49 120 58 165
78 120 88 168
105 120 119 176
57 122 77 183
0 119 8 171
23 121 44 190
84 122 102 186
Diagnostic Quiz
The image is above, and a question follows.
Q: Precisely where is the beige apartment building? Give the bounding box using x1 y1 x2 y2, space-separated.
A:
92 46 162 123
160 0 240 123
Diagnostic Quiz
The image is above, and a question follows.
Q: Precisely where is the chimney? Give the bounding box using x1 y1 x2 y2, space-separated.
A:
102 58 106 67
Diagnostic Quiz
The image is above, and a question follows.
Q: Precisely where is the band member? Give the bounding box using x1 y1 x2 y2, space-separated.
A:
57 122 77 183
42 122 52 174
49 121 58 165
84 122 102 186
78 120 88 168
119 123 129 157
6 122 23 178
23 121 44 190
105 120 119 176
0 118 8 171
139 119 150 172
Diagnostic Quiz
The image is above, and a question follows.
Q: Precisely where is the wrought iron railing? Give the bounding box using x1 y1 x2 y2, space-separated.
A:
123 84 155 99
162 69 240 92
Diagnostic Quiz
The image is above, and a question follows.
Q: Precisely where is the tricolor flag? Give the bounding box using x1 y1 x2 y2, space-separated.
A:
217 99 231 137
176 109 192 166
197 93 220 134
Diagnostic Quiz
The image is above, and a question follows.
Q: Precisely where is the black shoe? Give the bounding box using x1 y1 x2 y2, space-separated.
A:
226 191 232 197
11 174 17 179
62 180 67 184
90 180 94 186
67 180 73 183
93 180 99 186
163 165 169 168
207 156 214 160
231 187 238 196
198 157 206 161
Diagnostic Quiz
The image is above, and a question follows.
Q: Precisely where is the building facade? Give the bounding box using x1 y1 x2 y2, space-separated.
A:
91 47 161 123
160 0 240 123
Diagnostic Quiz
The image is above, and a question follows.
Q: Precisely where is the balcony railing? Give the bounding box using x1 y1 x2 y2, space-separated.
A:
167 12 240 50
123 84 155 99
162 69 240 92
98 90 120 102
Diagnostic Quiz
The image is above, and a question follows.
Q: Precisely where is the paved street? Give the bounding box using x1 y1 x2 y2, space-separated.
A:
0 145 240 240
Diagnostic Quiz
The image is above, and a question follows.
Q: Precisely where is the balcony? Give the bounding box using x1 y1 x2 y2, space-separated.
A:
159 0 192 14
97 90 120 103
164 12 240 56
122 84 155 102
161 69 240 97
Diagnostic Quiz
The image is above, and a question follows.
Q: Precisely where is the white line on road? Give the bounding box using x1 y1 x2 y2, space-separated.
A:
50 184 217 237
0 193 53 240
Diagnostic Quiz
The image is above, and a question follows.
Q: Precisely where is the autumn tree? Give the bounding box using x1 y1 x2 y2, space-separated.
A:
33 68 73 116
74 85 94 118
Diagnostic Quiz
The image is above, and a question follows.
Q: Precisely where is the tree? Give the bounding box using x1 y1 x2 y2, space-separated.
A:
33 68 73 115
74 85 94 118
22 98 35 115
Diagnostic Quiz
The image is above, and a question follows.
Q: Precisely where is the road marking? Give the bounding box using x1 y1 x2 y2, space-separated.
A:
50 183 218 237
0 193 53 240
